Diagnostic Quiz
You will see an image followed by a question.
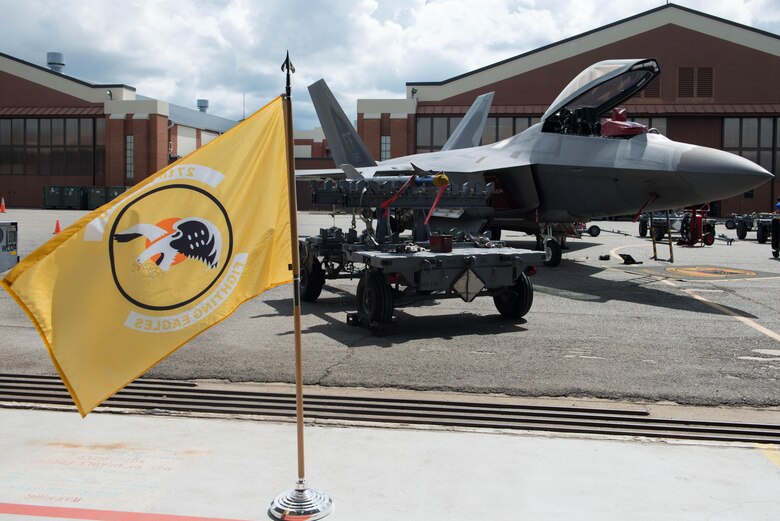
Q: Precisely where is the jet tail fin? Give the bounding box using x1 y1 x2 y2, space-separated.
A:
441 92 495 151
308 79 377 168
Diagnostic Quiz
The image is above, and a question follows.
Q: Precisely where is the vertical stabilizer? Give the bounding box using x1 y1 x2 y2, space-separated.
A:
441 92 495 151
308 80 377 168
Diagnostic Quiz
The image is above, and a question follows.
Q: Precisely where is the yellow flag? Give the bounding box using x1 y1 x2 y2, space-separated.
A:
1 97 292 416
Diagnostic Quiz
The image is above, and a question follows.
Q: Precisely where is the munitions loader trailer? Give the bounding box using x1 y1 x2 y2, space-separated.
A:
298 173 544 333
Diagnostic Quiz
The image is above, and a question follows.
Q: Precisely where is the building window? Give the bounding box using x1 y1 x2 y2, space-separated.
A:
416 115 540 152
631 117 667 136
678 67 713 98
723 117 775 197
380 136 391 161
697 68 713 97
480 116 540 146
678 68 694 97
126 135 134 180
0 117 102 177
640 76 661 98
416 116 460 153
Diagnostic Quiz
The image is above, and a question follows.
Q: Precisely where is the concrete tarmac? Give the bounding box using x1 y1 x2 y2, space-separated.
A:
1 405 780 521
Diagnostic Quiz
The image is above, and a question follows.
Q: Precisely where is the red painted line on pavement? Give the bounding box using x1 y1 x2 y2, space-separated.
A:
0 502 253 521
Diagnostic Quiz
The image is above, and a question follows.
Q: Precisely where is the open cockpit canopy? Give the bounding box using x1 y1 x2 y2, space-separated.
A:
541 59 660 135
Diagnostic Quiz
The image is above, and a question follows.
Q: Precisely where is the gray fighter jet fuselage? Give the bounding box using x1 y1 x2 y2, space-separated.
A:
304 58 773 236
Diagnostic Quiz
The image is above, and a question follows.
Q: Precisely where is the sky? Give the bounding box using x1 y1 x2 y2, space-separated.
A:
2 0 780 130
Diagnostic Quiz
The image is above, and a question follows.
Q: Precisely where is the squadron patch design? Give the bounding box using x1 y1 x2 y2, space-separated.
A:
114 217 223 271
108 184 233 311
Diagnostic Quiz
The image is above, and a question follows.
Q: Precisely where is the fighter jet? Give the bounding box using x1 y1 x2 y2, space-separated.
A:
302 59 773 264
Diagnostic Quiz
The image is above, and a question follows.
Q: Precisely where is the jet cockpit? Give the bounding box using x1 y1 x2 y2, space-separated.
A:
541 58 660 137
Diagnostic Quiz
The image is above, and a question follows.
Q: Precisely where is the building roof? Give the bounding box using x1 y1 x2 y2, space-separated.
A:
0 51 236 133
0 51 134 91
405 3 780 102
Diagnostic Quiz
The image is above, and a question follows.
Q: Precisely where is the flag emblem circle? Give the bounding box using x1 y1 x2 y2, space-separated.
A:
108 184 234 311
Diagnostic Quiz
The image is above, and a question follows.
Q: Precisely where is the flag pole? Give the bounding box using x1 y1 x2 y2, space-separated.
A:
268 51 334 521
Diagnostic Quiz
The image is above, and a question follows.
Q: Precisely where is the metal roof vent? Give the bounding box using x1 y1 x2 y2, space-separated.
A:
46 52 65 73
197 99 209 113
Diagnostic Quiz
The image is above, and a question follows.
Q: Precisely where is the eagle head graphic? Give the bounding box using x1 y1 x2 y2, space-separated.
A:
113 217 223 272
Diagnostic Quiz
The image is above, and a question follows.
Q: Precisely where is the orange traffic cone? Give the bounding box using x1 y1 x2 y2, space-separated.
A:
0 197 6 213
53 219 61 234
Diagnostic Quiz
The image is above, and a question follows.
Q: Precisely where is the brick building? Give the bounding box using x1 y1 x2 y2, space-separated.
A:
0 51 235 208
356 4 779 216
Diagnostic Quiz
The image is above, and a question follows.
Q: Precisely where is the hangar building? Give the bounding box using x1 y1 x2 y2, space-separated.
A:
355 3 780 216
0 51 235 208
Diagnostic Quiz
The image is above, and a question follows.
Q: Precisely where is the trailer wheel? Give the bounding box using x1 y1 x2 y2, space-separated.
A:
638 220 648 237
588 225 601 237
301 259 325 302
703 233 715 246
736 222 748 240
725 219 735 230
543 238 562 267
356 271 394 324
757 225 768 244
493 272 534 319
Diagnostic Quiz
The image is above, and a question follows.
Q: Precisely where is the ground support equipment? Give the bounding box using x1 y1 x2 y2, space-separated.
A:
727 213 775 243
299 174 544 333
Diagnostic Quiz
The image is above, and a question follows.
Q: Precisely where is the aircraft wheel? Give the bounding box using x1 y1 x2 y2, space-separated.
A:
773 250 779 259
300 259 325 302
703 233 715 246
736 222 748 240
588 225 601 237
493 273 534 319
356 271 394 324
757 226 768 244
725 219 736 230
638 220 648 237
543 238 562 267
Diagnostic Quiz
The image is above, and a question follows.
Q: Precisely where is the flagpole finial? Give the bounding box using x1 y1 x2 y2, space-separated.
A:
281 51 295 98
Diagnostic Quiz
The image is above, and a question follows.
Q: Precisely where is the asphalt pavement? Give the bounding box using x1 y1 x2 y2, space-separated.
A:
2 208 779 408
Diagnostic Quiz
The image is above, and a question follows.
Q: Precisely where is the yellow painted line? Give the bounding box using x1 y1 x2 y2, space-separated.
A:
684 290 780 342
609 244 780 342
605 245 779 340
756 444 780 469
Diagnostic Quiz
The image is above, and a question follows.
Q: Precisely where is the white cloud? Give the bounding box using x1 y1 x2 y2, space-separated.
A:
1 0 779 129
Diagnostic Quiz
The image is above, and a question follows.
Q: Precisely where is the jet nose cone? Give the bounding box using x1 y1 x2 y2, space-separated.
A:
678 145 773 200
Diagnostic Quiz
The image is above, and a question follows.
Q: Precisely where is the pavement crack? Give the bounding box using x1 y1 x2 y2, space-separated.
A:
317 348 356 384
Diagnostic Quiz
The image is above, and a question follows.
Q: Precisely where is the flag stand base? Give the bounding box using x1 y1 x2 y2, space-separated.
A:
268 480 334 520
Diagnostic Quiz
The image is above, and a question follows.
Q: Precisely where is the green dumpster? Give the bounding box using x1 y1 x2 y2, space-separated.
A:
61 186 85 209
86 187 107 210
43 186 62 209
107 186 127 202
